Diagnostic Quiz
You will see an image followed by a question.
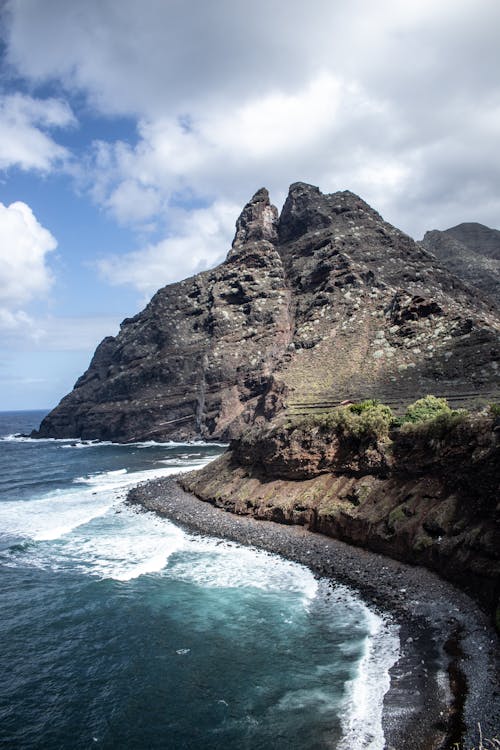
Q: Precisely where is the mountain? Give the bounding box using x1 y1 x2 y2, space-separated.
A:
421 222 500 307
34 184 500 442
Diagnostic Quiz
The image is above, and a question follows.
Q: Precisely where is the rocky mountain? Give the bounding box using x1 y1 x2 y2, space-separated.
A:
421 222 500 306
34 184 500 442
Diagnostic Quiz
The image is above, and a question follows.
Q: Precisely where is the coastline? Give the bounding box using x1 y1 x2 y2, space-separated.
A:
128 476 500 750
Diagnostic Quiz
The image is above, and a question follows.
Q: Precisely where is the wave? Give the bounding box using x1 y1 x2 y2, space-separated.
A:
167 535 319 601
338 607 400 750
0 434 76 443
0 458 215 545
1 433 228 448
55 506 187 581
0 487 118 542
0 455 219 580
72 457 214 489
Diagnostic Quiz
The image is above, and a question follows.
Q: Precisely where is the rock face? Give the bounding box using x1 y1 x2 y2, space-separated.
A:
180 412 500 618
34 184 500 442
35 189 292 441
421 222 500 307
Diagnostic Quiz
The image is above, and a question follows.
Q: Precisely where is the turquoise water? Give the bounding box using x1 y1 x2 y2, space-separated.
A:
0 411 398 749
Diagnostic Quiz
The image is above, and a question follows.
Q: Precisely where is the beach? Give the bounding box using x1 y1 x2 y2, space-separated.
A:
129 476 500 750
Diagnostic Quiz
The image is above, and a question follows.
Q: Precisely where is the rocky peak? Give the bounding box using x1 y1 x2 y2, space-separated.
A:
33 182 500 443
229 187 279 253
278 182 382 244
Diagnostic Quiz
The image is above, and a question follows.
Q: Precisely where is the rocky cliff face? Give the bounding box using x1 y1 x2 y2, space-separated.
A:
35 189 292 441
421 222 500 308
180 413 500 618
34 184 500 441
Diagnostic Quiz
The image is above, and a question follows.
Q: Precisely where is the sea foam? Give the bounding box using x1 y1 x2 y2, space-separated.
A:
338 608 400 749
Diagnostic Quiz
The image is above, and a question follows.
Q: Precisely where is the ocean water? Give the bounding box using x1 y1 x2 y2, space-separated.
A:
0 410 399 750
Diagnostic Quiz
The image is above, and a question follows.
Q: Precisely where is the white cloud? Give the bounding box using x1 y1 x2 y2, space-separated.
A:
31 315 121 352
0 201 120 356
105 179 163 225
0 93 75 171
0 200 58 347
2 0 500 286
97 201 239 296
0 307 34 332
0 200 57 305
0 312 122 354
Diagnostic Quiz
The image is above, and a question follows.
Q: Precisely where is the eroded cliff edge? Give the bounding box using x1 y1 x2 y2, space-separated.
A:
180 408 500 623
34 183 500 441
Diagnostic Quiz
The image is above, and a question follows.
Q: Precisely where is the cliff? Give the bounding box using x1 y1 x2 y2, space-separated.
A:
180 408 500 621
34 184 500 441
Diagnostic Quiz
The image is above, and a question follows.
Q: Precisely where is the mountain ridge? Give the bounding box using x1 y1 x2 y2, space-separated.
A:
421 221 500 307
34 183 500 442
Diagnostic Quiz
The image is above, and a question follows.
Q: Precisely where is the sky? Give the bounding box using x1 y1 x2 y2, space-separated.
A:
0 0 499 410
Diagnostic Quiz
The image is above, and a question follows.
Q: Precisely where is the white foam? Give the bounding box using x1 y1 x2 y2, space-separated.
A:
0 453 227 580
1 434 228 449
276 686 340 713
167 536 319 601
73 468 128 484
3 503 187 581
72 457 214 490
0 434 77 443
0 489 117 541
337 607 400 750
59 438 229 449
0 456 214 545
62 441 112 449
63 506 186 581
134 439 228 448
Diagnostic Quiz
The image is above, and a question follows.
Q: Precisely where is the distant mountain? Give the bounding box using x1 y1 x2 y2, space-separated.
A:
421 222 500 307
34 184 500 442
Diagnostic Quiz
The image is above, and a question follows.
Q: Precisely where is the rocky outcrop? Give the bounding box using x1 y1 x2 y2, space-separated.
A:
421 222 500 308
180 412 500 619
34 184 500 441
35 189 292 441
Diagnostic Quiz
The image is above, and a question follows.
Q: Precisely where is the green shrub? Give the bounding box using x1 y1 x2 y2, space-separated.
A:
400 408 470 441
347 402 394 440
294 401 394 441
347 398 380 414
402 395 452 424
489 402 500 418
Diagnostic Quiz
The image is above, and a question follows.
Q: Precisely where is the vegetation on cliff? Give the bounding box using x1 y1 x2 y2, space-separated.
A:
181 398 500 620
292 399 394 440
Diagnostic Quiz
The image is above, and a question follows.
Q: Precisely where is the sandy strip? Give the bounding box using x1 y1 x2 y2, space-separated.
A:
128 476 499 750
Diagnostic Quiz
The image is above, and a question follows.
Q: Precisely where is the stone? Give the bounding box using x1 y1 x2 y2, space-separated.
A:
33 184 500 442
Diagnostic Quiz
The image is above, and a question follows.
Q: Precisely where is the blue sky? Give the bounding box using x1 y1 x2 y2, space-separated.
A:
1 0 499 410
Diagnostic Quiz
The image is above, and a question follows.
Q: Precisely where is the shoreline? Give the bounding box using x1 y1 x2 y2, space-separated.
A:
128 476 500 750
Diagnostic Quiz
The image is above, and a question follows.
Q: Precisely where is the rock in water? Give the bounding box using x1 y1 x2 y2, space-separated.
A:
34 184 500 442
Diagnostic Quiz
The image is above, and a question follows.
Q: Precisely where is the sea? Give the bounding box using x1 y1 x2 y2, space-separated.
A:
0 410 399 750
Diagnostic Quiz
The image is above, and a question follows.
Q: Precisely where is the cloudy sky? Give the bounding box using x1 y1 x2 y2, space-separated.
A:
0 0 499 409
